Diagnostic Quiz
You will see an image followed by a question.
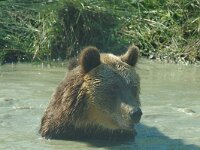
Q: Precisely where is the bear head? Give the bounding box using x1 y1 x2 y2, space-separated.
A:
40 45 142 140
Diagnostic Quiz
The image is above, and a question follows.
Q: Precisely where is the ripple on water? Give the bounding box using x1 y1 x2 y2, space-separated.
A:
176 107 196 116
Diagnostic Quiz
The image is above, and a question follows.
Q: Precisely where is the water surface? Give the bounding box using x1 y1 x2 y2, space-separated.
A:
0 60 200 150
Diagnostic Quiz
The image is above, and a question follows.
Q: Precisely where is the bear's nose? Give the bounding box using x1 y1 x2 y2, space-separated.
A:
130 108 142 123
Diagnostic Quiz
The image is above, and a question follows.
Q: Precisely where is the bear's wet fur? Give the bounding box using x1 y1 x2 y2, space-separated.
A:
40 45 141 140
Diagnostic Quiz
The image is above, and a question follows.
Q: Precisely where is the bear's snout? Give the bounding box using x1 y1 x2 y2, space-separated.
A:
129 108 142 123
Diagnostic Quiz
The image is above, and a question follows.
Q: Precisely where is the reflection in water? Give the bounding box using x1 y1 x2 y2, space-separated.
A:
0 61 200 150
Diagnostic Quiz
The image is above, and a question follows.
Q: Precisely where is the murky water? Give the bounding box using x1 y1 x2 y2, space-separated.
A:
0 60 200 150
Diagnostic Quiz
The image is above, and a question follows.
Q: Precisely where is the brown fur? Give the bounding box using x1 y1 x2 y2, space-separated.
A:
67 57 78 70
121 45 139 66
40 67 86 138
40 45 141 140
79 46 101 73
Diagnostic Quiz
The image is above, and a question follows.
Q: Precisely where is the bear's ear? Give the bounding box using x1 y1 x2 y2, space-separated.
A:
80 46 101 73
121 45 139 66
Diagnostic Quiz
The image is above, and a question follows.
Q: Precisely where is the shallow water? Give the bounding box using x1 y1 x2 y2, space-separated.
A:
0 60 200 150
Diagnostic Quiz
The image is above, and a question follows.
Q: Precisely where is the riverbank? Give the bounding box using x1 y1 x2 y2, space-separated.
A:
0 0 199 64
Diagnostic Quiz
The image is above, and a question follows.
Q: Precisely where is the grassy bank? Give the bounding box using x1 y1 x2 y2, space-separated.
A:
0 0 199 64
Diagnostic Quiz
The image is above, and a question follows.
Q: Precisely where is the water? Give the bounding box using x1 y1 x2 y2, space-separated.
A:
0 60 200 150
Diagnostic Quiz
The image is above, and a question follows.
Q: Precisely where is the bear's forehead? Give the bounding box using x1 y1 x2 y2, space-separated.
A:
101 53 119 62
86 53 139 86
100 53 126 66
100 53 133 72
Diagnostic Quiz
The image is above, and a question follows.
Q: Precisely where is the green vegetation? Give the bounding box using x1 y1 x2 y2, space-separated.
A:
0 0 199 64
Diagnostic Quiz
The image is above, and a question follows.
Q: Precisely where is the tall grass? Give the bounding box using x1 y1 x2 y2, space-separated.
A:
0 0 199 64
120 0 200 63
0 0 60 63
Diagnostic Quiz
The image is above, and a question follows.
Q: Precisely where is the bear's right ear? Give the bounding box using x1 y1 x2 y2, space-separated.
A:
80 46 101 73
121 45 139 66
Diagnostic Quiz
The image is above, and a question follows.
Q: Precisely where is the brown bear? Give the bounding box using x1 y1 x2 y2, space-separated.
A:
39 45 142 140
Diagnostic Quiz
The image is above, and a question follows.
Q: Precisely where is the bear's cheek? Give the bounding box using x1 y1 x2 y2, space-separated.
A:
85 102 121 129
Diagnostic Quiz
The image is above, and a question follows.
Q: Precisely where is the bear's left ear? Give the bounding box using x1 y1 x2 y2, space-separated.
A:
80 46 101 73
121 45 139 66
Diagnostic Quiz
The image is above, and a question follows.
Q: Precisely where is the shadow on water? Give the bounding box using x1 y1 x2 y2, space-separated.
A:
81 124 200 150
